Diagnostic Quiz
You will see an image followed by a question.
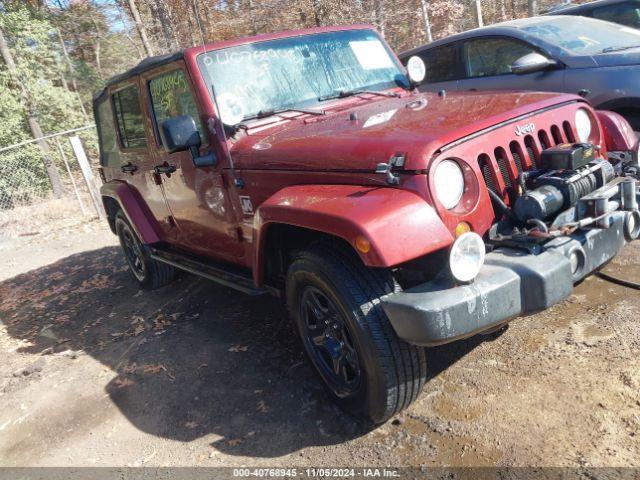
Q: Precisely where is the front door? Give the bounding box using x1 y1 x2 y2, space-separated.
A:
143 65 243 262
457 37 565 94
415 42 462 93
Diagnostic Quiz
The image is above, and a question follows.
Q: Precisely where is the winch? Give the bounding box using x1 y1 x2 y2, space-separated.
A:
513 143 615 222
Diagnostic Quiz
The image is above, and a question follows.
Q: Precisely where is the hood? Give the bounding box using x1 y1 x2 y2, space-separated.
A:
230 90 582 171
591 48 640 67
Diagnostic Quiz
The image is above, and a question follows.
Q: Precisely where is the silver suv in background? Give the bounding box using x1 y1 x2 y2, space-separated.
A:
400 16 640 130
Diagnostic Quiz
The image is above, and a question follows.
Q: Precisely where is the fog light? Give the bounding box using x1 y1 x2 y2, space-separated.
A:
449 232 485 283
624 210 640 241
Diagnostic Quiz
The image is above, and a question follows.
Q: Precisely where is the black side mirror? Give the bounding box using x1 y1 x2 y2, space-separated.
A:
160 115 216 167
160 115 201 153
510 53 558 75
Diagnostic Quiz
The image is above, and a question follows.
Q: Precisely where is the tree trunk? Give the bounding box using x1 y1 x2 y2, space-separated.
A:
311 0 324 27
0 27 64 198
528 0 538 16
56 29 89 120
420 0 433 43
127 0 154 56
373 0 385 36
114 6 145 59
474 0 483 27
247 0 258 35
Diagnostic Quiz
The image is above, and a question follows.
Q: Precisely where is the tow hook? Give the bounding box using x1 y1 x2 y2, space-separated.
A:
376 153 405 185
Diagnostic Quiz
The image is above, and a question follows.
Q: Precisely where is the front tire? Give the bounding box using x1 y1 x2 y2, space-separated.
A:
286 242 427 424
115 210 175 289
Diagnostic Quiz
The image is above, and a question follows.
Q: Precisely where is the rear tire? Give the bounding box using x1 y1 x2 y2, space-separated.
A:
115 210 175 289
286 242 427 424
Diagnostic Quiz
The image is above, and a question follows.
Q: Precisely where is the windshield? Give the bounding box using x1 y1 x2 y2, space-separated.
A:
197 29 408 124
522 16 640 55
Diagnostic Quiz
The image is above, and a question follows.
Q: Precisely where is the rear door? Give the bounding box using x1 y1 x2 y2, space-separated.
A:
143 64 244 261
111 81 176 242
457 36 565 93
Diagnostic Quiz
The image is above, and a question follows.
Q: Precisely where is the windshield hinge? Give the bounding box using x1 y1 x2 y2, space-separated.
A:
375 153 405 186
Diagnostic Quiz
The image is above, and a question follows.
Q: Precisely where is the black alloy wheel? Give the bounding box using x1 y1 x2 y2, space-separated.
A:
299 286 361 397
118 217 147 282
114 210 175 289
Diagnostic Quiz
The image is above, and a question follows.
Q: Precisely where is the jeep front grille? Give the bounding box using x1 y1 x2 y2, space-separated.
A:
477 123 575 198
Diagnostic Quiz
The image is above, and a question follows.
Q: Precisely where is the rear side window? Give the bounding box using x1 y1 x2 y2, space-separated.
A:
591 2 640 28
463 38 536 78
149 69 205 144
113 85 147 149
416 44 458 83
95 97 121 167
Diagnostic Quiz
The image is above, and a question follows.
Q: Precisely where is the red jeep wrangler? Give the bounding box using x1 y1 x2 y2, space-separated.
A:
95 25 640 424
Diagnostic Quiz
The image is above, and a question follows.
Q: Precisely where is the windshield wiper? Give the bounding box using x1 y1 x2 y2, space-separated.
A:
601 45 640 53
318 89 400 102
241 107 325 122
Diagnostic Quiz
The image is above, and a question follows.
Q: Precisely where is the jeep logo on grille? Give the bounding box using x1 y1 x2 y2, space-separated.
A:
515 123 535 136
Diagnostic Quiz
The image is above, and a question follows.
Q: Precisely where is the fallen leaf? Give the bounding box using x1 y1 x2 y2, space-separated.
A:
227 438 243 446
153 313 172 332
131 324 145 336
114 377 134 388
142 364 167 374
228 345 248 353
184 421 199 429
123 363 137 374
257 400 268 413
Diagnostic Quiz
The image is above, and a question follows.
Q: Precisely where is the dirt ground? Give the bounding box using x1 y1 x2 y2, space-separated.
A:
1 221 639 468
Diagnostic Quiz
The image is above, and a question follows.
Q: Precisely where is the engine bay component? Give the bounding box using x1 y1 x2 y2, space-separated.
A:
540 143 595 170
513 144 615 222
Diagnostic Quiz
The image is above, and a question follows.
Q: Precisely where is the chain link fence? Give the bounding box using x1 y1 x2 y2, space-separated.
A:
0 125 103 238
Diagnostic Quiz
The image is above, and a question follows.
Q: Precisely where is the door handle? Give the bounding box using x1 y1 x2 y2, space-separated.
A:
153 164 177 176
468 88 478 91
121 163 138 174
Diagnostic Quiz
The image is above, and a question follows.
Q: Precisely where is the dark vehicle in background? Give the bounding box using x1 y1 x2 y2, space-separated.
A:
545 0 640 29
400 16 640 130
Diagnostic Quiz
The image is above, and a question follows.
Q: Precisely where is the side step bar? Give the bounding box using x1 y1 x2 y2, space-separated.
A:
149 247 275 296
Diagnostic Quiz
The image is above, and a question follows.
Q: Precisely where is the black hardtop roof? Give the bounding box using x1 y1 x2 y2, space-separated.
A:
93 50 183 101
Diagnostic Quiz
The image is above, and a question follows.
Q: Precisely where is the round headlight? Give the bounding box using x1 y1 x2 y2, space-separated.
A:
449 232 486 283
434 160 464 210
575 108 592 143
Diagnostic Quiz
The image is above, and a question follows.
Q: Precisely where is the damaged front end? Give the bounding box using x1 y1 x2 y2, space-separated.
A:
381 103 640 347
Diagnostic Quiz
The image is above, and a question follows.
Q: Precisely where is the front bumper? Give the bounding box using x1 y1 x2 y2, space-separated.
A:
381 211 631 347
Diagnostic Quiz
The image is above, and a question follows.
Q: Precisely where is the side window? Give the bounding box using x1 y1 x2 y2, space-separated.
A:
149 69 205 144
113 84 147 149
417 44 459 83
591 2 640 28
464 38 536 78
95 96 121 167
